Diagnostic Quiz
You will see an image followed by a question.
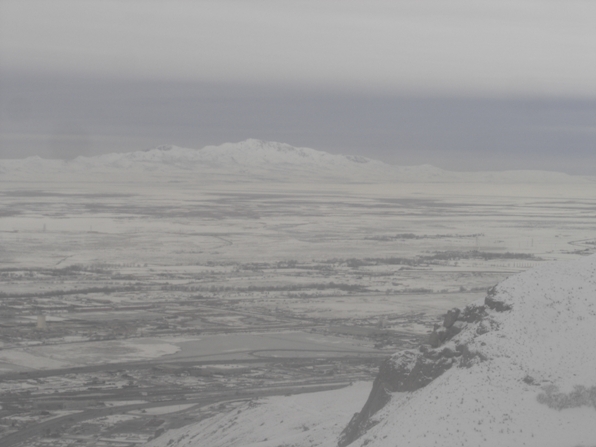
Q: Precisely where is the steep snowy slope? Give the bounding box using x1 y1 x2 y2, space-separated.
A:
0 139 591 184
145 382 372 447
338 254 596 447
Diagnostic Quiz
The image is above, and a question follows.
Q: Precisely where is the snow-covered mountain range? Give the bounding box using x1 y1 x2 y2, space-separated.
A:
0 139 590 184
147 255 596 447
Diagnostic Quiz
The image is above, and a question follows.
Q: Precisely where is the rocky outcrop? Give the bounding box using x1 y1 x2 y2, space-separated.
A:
338 347 457 447
484 285 512 312
338 293 504 447
336 255 596 446
443 307 460 328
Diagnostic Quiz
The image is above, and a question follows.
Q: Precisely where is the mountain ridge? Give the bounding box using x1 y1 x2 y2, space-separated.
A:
0 139 591 184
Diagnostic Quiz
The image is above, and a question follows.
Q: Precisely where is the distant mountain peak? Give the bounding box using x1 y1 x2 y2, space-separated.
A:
143 144 176 152
0 139 590 184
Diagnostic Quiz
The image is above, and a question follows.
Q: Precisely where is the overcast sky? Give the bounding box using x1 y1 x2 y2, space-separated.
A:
1 0 596 173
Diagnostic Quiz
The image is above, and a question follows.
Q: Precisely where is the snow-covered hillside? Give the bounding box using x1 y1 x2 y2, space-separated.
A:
0 139 591 184
339 254 596 447
144 255 596 447
145 382 372 447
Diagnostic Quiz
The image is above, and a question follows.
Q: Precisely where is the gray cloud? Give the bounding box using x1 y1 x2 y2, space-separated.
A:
2 73 596 174
2 1 596 97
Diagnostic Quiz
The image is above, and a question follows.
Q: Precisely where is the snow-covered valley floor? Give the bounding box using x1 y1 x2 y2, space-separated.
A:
1 141 595 447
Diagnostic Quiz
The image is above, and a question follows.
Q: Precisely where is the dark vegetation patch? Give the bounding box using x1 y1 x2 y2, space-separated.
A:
337 250 538 268
0 286 140 299
458 304 488 323
0 208 21 217
537 385 596 410
365 233 484 241
82 203 259 219
1 190 135 198
0 264 112 276
199 282 367 293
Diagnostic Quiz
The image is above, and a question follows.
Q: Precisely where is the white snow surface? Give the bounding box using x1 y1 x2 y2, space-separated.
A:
347 254 596 447
0 139 591 183
146 382 372 447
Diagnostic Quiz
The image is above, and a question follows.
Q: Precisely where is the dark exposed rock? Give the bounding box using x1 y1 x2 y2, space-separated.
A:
443 308 461 328
445 322 462 339
485 295 512 312
428 324 442 348
457 343 487 368
484 286 512 312
429 319 463 349
458 304 487 323
475 323 490 335
439 346 460 358
338 287 502 446
428 331 440 348
338 348 457 447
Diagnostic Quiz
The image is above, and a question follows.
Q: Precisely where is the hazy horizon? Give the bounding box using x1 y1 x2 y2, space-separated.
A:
2 0 596 174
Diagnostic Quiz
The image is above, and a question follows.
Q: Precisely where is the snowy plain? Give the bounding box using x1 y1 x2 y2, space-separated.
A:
1 140 595 446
